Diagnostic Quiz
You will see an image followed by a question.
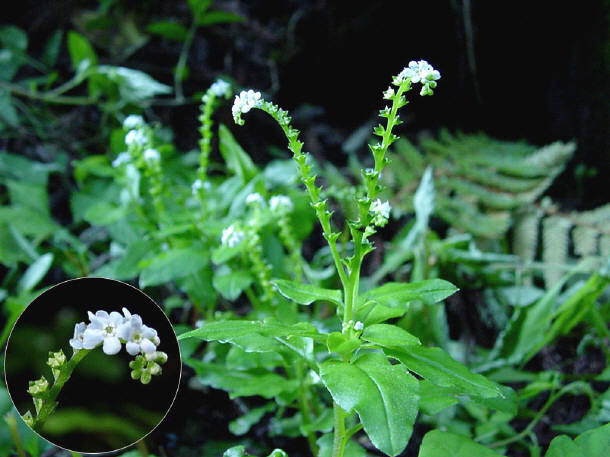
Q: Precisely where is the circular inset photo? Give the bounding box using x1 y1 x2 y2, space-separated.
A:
3 277 181 453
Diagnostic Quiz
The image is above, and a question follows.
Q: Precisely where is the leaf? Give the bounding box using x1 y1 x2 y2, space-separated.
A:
213 270 253 300
139 248 209 287
17 253 53 293
147 21 189 41
67 31 98 70
178 319 325 342
546 435 583 457
386 346 502 399
0 91 19 129
361 279 458 310
197 10 244 26
320 352 419 456
42 30 62 68
362 324 421 349
95 66 171 102
417 430 502 457
83 201 126 225
0 25 28 51
572 422 610 457
188 0 212 19
272 279 342 306
229 403 275 435
219 124 258 183
188 360 297 399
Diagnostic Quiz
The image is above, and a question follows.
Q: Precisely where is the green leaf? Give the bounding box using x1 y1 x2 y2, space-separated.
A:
546 435 583 457
572 422 610 457
147 21 189 41
178 319 325 342
17 253 53 293
229 403 275 435
0 91 19 129
219 124 258 183
386 346 502 399
272 279 342 306
320 352 419 456
361 279 458 310
42 30 62 68
95 65 171 102
0 25 28 51
83 201 126 225
113 240 157 279
67 31 97 70
213 270 253 300
188 360 297 399
188 0 212 19
362 324 420 349
0 206 56 237
197 10 244 26
417 430 502 457
139 248 209 287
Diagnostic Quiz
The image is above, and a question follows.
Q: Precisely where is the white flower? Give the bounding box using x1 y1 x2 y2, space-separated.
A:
371 199 391 219
210 79 231 97
246 192 265 206
82 310 125 355
232 90 262 123
125 129 147 147
353 321 364 331
383 87 395 99
118 309 158 356
69 322 87 350
395 60 441 95
192 179 203 195
144 148 161 163
112 152 131 168
269 195 293 213
370 199 391 227
123 114 144 130
221 224 245 248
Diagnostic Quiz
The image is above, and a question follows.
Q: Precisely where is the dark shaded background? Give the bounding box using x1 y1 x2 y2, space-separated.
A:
4 277 181 453
3 0 609 209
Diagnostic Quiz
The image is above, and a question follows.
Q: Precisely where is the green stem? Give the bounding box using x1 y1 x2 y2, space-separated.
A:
174 22 198 101
5 413 26 457
296 361 318 455
331 404 347 457
0 80 96 105
33 349 91 428
487 383 580 449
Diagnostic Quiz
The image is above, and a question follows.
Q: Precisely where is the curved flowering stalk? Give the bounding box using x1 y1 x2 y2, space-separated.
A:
24 308 168 430
196 79 232 189
232 61 440 457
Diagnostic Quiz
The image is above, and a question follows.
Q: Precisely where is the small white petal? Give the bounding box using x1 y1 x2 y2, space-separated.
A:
82 329 104 349
126 341 140 356
69 338 83 349
103 337 122 355
141 339 157 354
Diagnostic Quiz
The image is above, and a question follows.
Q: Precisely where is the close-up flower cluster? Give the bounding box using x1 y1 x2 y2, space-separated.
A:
23 307 168 431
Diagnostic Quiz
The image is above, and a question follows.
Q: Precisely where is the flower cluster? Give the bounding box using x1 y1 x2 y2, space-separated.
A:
232 90 262 125
69 307 167 384
342 320 364 332
394 60 441 96
269 195 293 213
221 224 246 248
370 198 392 227
209 79 231 98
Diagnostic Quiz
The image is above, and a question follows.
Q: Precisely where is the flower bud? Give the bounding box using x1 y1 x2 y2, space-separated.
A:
23 411 34 427
28 377 49 396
